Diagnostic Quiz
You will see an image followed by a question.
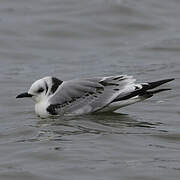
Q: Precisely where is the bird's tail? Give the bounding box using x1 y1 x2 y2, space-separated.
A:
113 78 174 102
101 78 174 113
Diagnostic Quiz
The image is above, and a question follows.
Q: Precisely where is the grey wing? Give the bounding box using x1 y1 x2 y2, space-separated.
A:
48 75 137 115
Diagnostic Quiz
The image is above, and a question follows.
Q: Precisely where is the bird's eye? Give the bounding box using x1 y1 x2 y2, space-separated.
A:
37 87 44 93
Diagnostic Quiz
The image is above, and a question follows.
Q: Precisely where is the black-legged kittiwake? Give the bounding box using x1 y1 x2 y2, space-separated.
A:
16 75 174 118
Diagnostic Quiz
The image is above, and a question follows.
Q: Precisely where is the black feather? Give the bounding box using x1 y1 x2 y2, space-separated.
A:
50 77 63 94
112 78 174 102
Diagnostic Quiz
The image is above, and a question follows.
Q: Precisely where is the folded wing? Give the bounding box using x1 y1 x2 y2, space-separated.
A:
47 75 137 115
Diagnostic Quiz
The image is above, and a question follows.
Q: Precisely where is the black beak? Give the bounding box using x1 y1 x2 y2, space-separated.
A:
16 92 33 98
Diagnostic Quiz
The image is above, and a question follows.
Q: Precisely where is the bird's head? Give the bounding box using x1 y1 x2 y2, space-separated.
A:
16 76 63 103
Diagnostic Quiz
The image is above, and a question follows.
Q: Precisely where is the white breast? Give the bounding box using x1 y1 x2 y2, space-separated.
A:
35 100 50 118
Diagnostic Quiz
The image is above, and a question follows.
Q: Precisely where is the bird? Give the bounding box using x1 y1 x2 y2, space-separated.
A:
16 75 174 118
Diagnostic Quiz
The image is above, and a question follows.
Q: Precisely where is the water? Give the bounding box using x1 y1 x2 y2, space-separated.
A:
0 0 180 179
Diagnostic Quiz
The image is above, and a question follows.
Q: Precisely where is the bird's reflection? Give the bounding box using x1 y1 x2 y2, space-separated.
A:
33 112 162 141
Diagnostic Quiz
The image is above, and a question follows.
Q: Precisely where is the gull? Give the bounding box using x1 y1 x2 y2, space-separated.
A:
16 75 174 118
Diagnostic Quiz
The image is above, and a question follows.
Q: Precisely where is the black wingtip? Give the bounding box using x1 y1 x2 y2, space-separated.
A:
148 88 172 94
147 78 175 90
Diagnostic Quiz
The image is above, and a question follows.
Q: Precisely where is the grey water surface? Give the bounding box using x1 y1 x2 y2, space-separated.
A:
0 0 180 180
